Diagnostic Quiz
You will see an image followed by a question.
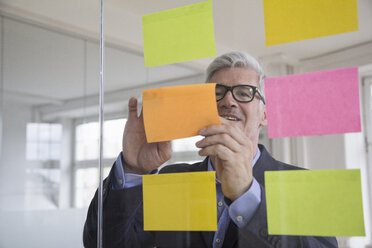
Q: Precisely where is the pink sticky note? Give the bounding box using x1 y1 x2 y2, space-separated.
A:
265 67 361 138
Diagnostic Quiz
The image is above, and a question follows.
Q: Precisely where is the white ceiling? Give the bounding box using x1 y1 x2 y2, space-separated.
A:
2 0 372 60
2 0 372 58
107 0 372 60
1 0 372 110
1 17 201 104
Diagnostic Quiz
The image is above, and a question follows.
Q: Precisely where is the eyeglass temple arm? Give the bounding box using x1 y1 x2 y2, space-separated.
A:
256 89 265 104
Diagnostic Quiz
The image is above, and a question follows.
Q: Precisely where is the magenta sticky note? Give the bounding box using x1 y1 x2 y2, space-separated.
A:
265 67 361 138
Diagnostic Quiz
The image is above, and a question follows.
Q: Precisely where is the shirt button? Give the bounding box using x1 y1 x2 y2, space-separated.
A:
217 201 223 207
216 238 221 243
236 216 243 222
276 240 282 248
259 227 268 238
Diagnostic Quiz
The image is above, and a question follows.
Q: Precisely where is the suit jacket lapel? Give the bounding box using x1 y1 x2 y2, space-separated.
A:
253 145 274 185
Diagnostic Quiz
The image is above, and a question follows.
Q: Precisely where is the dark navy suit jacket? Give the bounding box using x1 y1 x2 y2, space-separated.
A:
83 145 338 248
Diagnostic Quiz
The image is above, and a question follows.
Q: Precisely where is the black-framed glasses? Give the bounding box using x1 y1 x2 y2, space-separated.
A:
215 84 265 104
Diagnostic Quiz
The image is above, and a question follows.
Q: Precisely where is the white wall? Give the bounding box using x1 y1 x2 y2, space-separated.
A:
0 96 88 248
302 134 346 170
0 98 37 210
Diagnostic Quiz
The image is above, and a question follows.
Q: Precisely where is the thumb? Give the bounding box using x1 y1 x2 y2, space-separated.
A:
127 97 138 120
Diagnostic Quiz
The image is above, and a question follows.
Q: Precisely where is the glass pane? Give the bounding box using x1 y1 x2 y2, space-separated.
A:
38 123 51 141
103 118 126 158
26 123 38 141
75 167 110 208
0 8 99 247
172 136 202 152
50 124 62 142
26 123 62 161
76 119 126 160
75 122 99 161
26 141 39 160
75 168 98 208
50 143 61 160
0 1 371 248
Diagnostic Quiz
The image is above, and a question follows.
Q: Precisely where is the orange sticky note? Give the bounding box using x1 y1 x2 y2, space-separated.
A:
143 83 220 142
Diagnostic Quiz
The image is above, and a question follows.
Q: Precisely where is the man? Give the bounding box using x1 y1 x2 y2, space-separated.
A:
84 51 338 248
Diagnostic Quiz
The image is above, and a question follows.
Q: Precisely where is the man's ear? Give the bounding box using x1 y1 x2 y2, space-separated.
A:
259 107 267 127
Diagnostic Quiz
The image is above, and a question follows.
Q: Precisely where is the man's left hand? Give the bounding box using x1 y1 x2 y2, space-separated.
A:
196 118 256 201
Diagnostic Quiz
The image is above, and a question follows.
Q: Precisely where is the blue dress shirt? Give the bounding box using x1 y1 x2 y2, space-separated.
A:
112 150 262 248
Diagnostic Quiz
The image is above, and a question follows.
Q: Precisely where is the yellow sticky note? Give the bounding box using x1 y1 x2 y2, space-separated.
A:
263 0 359 46
143 83 220 143
142 0 216 67
143 171 217 231
265 169 365 236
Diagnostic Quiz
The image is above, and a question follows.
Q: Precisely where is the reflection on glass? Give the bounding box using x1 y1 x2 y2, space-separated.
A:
76 122 99 161
75 167 110 208
75 118 126 161
25 168 60 209
370 86 372 110
103 118 127 158
26 123 62 161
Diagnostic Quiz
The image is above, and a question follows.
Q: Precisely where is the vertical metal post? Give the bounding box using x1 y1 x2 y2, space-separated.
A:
83 40 87 121
0 17 4 161
98 0 105 247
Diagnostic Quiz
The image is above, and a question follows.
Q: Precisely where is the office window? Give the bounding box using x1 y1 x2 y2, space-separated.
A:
75 167 111 208
74 118 126 207
75 118 126 161
104 119 127 158
26 123 62 161
75 122 99 161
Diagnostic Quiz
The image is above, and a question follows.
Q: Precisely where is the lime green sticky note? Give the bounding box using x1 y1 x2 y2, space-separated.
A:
142 0 216 67
263 0 359 46
143 171 217 231
265 169 365 236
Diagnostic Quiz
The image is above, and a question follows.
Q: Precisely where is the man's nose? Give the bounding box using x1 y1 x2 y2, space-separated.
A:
218 90 237 107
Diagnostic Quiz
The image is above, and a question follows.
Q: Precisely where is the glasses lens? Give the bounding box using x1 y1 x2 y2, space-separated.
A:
215 85 227 101
233 86 254 102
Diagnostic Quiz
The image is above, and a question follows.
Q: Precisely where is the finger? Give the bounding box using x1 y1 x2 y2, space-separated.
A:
127 97 138 120
198 123 247 145
196 133 241 152
198 144 234 161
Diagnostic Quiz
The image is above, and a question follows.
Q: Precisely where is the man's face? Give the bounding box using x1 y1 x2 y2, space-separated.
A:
210 67 267 145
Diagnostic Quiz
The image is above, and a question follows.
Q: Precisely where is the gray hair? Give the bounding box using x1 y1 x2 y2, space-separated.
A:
205 51 265 96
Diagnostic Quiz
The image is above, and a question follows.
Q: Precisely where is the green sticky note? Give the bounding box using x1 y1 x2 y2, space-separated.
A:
265 169 365 236
142 0 216 67
263 0 359 46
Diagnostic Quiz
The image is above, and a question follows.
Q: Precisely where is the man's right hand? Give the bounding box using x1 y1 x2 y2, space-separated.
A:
122 97 172 174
